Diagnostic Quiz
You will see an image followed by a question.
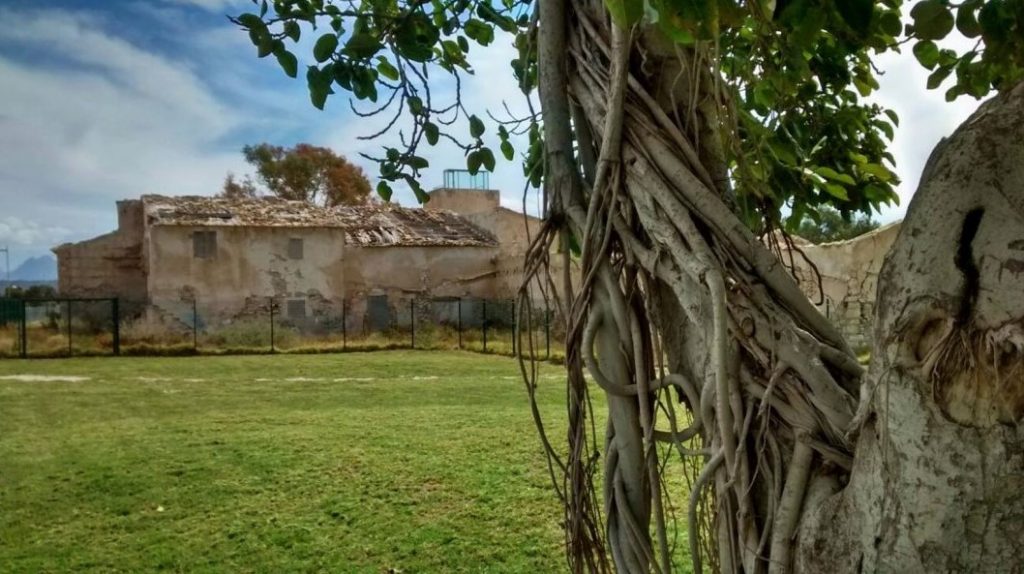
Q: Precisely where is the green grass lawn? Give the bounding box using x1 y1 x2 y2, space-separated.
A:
0 351 695 573
0 351 580 573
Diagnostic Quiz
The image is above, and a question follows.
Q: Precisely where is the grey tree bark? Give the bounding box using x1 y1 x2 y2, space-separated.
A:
796 81 1024 574
528 0 1024 572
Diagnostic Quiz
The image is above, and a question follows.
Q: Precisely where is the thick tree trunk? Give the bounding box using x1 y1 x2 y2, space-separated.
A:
531 2 1023 572
796 82 1024 573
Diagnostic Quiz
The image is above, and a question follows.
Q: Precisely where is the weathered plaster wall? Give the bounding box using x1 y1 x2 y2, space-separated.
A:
427 187 562 301
426 188 501 214
53 200 146 299
785 223 901 351
146 225 347 321
343 244 501 330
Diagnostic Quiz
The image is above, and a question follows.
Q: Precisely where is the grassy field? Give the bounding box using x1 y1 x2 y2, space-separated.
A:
0 351 694 573
0 351 580 573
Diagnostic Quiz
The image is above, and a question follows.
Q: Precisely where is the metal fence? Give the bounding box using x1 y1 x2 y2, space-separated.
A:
0 296 564 359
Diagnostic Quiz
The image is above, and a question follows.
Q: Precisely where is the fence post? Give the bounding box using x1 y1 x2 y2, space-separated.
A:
112 298 120 356
482 299 487 352
410 299 415 349
457 297 462 350
269 297 276 353
19 299 27 359
545 307 551 359
342 299 347 350
66 300 72 357
192 298 198 353
510 299 516 355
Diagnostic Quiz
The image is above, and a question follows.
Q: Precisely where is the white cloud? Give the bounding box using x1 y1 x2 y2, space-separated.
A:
870 30 986 223
160 0 245 11
0 217 69 248
0 7 252 266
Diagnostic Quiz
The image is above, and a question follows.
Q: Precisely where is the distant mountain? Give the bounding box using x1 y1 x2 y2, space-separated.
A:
9 255 57 281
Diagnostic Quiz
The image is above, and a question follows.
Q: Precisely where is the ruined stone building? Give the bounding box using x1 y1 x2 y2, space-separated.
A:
53 181 545 329
782 222 900 351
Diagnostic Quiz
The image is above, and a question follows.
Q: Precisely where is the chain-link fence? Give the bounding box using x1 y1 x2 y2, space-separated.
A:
0 295 566 360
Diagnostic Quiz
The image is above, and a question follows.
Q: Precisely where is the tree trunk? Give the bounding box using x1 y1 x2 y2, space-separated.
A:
529 0 1023 571
795 82 1024 573
532 2 862 572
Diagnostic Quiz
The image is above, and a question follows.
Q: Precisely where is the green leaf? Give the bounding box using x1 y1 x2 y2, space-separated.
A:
913 40 940 69
956 4 982 38
408 156 429 170
927 66 952 89
911 0 954 41
256 35 274 58
424 122 439 145
878 10 902 37
884 109 900 127
823 183 850 201
500 140 515 161
344 32 383 60
313 34 338 63
275 49 298 78
237 13 264 29
878 120 895 141
813 166 856 186
604 0 643 27
408 96 424 115
310 85 330 109
376 181 393 202
395 12 439 63
467 150 482 175
978 1 1010 43
836 0 874 37
307 65 334 110
284 21 301 42
860 163 893 182
469 115 485 138
376 57 400 81
464 19 494 46
479 147 496 172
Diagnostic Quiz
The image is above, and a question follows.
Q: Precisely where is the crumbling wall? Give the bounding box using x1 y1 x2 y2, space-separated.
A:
342 244 500 331
53 200 146 300
425 188 501 214
145 225 347 324
785 223 901 352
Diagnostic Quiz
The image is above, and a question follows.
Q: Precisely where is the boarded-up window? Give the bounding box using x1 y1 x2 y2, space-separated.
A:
288 237 304 260
287 299 306 319
192 231 217 259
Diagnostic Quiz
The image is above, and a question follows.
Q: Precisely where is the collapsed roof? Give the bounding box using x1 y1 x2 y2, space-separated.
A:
141 195 497 247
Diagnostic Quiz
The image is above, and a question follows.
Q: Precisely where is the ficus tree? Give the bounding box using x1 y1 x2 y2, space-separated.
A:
234 0 1024 572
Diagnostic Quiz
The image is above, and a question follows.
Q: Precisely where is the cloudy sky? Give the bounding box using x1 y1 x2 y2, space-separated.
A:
0 1 986 268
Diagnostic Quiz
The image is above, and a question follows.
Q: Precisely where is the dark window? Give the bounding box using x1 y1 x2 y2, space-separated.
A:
287 299 306 319
192 231 217 259
288 237 304 260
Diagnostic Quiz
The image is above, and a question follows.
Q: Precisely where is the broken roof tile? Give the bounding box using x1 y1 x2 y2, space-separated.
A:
141 195 497 247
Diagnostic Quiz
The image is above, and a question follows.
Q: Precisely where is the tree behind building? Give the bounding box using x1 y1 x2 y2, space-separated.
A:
222 143 372 206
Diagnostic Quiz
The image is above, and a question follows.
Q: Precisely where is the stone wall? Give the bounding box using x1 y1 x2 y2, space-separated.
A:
53 200 147 300
145 225 348 324
784 222 900 352
426 187 569 303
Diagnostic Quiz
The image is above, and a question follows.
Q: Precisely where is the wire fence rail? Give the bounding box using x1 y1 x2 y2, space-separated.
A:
0 296 565 360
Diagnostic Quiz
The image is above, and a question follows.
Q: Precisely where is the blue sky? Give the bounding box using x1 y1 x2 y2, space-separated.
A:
0 0 985 268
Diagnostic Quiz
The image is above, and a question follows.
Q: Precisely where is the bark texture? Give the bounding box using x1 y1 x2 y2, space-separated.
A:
796 82 1024 574
531 2 864 572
